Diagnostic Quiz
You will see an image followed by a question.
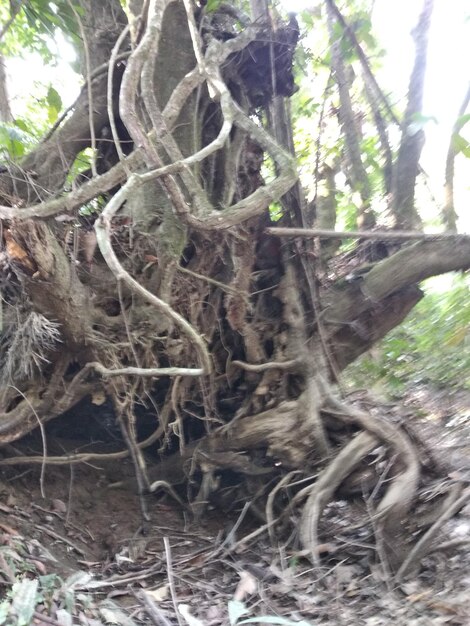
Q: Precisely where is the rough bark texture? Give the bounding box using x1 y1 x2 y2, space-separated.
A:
390 0 434 229
0 0 468 577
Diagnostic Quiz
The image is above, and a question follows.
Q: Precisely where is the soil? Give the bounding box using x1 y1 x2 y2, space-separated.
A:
0 388 469 626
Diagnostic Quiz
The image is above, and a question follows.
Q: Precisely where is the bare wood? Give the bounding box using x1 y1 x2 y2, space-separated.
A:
265 227 470 241
231 359 299 372
90 361 204 379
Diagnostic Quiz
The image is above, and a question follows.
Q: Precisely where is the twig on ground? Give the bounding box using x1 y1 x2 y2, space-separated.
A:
164 537 184 626
299 432 376 567
33 611 62 626
34 524 86 557
396 486 470 581
136 590 173 626
77 565 163 590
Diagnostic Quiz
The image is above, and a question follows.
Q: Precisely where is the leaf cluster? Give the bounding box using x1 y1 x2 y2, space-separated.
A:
347 276 470 391
0 0 81 61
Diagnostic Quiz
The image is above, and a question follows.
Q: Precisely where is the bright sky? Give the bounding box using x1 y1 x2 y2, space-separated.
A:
374 0 470 231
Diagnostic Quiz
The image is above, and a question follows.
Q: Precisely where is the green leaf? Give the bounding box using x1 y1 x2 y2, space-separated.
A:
0 600 11 625
11 578 39 626
228 600 249 625
452 133 470 157
14 119 31 134
0 123 27 158
47 85 62 123
455 112 470 130
205 0 223 13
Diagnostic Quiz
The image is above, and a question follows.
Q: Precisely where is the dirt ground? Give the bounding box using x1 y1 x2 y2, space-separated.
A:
0 387 469 626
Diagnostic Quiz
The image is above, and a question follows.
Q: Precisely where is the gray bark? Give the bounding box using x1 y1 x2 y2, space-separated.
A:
390 0 434 229
0 54 13 123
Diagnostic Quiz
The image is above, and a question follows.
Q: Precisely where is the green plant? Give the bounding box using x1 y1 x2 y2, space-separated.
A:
346 275 470 392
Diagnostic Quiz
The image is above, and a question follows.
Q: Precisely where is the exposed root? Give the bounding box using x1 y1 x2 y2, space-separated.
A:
318 376 420 566
299 432 377 566
0 359 95 444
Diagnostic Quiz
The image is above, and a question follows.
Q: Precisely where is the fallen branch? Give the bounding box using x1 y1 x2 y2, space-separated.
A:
231 359 299 372
265 227 470 240
396 485 470 581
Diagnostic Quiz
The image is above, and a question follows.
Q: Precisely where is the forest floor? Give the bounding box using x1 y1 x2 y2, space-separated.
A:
0 387 469 626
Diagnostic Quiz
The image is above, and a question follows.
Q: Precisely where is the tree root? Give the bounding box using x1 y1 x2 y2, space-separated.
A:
299 432 377 566
0 360 95 444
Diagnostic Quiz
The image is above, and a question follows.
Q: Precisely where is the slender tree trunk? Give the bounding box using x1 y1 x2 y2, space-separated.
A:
390 0 434 230
442 81 470 232
0 54 12 123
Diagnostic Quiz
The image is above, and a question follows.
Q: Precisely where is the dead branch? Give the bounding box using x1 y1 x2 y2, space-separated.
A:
266 227 470 241
396 485 470 581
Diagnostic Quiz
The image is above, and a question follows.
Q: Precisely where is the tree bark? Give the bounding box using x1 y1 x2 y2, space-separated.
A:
390 0 434 229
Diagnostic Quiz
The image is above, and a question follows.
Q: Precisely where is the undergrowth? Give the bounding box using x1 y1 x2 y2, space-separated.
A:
346 274 470 393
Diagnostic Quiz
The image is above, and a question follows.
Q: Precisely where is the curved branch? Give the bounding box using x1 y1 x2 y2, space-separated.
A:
0 362 95 444
299 432 376 565
325 237 470 327
94 177 212 373
319 380 420 512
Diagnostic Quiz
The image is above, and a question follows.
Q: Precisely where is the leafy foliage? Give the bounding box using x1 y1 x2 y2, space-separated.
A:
0 1 81 61
347 275 470 392
0 122 31 159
